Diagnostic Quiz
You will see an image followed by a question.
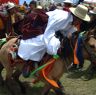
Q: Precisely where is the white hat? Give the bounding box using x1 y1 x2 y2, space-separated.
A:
89 7 96 15
63 0 73 4
7 2 15 10
69 4 90 22
37 5 42 9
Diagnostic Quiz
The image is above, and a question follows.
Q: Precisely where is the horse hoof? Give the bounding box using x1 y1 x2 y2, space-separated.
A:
81 74 93 81
0 77 4 86
55 88 65 95
20 86 26 94
0 81 4 86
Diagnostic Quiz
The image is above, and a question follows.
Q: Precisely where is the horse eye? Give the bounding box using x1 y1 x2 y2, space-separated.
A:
90 45 95 48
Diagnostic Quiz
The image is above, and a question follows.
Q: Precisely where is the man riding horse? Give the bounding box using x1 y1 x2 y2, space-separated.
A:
70 6 96 70
0 4 92 95
17 4 90 69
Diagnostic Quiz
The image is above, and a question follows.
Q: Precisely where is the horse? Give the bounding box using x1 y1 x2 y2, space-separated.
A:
0 33 74 95
0 28 95 95
81 27 96 79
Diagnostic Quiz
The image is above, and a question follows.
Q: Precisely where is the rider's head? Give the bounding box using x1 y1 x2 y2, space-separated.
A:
29 1 37 10
6 2 16 14
70 4 90 31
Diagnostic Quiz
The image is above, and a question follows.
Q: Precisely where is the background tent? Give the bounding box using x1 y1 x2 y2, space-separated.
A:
84 0 96 3
19 0 32 5
0 0 19 4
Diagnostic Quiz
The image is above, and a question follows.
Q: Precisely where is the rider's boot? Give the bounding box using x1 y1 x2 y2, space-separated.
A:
32 61 39 84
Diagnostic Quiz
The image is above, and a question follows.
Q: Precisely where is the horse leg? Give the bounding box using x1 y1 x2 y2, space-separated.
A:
83 62 96 80
12 70 26 94
54 80 65 95
57 80 64 90
0 63 4 85
42 81 65 95
41 83 51 95
5 67 16 95
87 62 96 79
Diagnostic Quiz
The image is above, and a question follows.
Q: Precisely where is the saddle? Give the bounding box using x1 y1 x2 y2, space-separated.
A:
7 38 53 77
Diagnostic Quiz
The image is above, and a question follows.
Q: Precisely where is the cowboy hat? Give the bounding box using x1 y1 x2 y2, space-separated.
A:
7 2 15 10
69 4 90 22
89 7 96 15
37 5 42 9
63 0 73 4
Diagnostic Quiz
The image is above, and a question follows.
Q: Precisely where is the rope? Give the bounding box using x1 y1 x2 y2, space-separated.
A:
29 54 59 77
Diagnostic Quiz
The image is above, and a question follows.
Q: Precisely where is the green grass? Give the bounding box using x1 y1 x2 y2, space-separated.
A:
61 60 96 95
0 60 96 95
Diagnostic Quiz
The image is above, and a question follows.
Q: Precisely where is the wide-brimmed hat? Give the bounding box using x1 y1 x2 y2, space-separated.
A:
7 2 15 10
63 0 73 4
69 4 90 22
37 5 42 9
89 7 96 15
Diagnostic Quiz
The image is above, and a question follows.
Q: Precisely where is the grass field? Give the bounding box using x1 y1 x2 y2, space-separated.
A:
0 60 96 95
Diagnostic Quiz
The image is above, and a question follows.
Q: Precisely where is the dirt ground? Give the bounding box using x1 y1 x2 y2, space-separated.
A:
0 60 96 95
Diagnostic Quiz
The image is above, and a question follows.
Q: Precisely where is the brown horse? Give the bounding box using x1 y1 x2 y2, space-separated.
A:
81 28 96 79
0 36 73 95
0 29 95 95
79 28 96 68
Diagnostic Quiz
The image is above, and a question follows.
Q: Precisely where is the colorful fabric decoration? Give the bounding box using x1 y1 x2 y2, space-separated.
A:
42 55 60 88
0 38 6 47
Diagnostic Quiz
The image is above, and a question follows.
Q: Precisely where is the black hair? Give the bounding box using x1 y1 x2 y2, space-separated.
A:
29 1 37 7
23 1 28 7
71 13 84 22
56 3 62 6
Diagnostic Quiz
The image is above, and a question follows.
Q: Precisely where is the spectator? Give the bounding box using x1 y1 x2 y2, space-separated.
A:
63 0 73 12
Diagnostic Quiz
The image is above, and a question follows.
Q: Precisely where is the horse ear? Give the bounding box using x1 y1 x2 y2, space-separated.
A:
5 33 8 38
5 32 11 37
5 33 11 41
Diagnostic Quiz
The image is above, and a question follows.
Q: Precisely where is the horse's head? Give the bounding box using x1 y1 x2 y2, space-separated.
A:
85 27 96 52
82 27 96 61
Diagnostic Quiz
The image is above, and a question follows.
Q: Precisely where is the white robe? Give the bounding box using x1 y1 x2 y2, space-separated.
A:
18 9 76 61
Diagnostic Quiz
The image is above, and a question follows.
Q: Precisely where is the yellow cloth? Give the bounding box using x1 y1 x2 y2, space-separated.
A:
74 40 79 64
42 58 59 88
11 14 15 24
0 18 4 30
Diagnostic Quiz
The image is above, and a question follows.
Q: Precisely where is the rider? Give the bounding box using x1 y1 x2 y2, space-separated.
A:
5 2 24 36
26 1 37 14
17 4 90 66
70 6 96 70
